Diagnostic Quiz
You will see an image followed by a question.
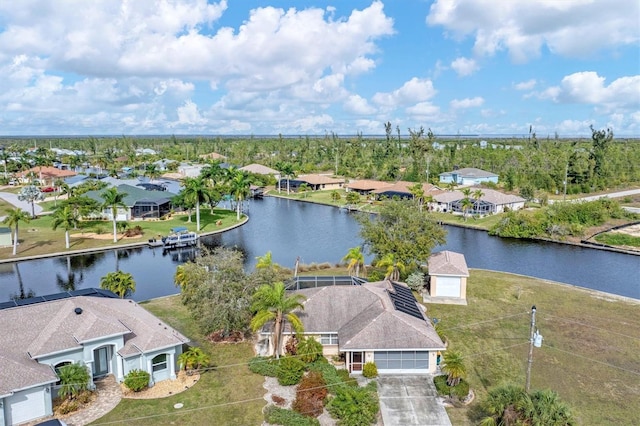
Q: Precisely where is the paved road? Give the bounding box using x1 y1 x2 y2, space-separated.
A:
377 376 451 426
0 191 43 219
549 188 640 204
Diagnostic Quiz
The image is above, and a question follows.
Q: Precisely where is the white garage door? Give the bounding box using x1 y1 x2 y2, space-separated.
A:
374 351 430 374
437 276 460 297
7 387 47 425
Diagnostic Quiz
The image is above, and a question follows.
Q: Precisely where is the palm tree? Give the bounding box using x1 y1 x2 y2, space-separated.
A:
51 205 79 249
181 176 212 231
100 270 136 298
57 363 90 401
298 182 310 198
460 197 474 221
473 188 485 215
174 264 189 291
144 163 160 182
342 246 365 277
277 162 295 194
256 251 280 270
100 187 128 242
330 190 341 203
376 253 405 281
227 169 252 220
409 183 425 211
178 347 210 374
3 208 31 255
250 281 306 359
18 185 45 217
441 350 466 386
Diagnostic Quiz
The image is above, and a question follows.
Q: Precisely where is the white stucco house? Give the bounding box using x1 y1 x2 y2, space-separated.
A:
424 251 470 304
258 277 446 375
439 167 499 185
0 289 189 426
431 188 525 215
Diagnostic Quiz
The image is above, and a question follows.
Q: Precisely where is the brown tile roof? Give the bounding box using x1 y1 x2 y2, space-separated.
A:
18 166 77 179
346 180 394 191
428 251 469 276
371 181 440 195
0 296 189 395
199 152 227 160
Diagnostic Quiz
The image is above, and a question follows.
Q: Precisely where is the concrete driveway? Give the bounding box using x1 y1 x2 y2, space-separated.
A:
377 376 451 426
0 191 43 219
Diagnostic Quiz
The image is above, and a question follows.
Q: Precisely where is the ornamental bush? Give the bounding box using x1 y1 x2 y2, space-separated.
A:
264 406 320 426
293 371 328 417
327 385 379 426
297 337 323 363
248 356 279 377
277 356 306 386
124 369 150 392
362 362 378 378
406 271 426 292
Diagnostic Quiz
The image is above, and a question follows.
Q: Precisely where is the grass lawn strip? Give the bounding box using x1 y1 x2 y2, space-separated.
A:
426 270 640 426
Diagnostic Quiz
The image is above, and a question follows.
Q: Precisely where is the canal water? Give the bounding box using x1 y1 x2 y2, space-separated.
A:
0 196 638 301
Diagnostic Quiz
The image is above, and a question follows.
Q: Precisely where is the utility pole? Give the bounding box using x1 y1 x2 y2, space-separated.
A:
525 305 537 392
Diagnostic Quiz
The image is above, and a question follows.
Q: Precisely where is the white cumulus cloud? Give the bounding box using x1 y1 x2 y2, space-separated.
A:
450 57 479 77
450 96 484 109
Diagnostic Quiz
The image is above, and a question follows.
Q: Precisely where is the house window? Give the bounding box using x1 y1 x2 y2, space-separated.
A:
320 334 338 345
152 354 167 372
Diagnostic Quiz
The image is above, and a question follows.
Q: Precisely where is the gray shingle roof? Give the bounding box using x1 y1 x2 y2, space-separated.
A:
428 251 469 277
293 281 445 351
439 167 498 178
85 184 176 207
0 296 189 395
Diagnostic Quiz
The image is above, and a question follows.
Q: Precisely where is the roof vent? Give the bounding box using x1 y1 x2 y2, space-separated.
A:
74 307 83 315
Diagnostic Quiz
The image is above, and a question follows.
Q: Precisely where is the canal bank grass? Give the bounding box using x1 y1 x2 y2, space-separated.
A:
426 270 640 426
91 295 265 426
0 208 241 260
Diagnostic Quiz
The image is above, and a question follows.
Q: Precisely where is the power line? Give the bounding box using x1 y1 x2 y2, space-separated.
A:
437 311 529 331
539 313 640 341
541 344 640 377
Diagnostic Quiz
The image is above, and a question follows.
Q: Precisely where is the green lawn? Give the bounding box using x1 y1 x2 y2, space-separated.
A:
91 296 265 426
0 208 243 260
426 270 640 426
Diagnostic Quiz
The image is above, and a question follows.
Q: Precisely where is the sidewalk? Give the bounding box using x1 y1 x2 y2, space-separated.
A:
0 190 43 219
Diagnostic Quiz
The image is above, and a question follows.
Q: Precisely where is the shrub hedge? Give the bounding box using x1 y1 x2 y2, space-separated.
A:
248 356 279 377
292 371 327 418
434 374 469 400
264 406 320 426
362 362 378 378
124 369 150 392
276 356 306 386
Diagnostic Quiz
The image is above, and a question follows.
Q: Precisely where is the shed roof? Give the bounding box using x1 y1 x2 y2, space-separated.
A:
428 251 469 277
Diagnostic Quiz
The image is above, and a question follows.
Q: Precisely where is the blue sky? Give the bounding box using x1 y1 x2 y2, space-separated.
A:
0 0 638 137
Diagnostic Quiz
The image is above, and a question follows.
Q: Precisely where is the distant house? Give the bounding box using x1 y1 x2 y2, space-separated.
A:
153 158 177 171
84 184 176 220
424 251 469 304
258 277 446 375
17 166 77 186
239 163 281 180
345 179 394 195
439 167 498 185
279 174 345 192
371 181 440 200
135 148 157 156
199 152 227 161
431 188 525 215
0 289 188 426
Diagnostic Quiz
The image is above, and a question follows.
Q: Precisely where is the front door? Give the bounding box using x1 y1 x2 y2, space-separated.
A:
351 352 363 372
94 346 110 377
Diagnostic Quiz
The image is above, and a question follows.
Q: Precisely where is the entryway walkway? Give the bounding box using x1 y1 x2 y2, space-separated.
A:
61 375 122 426
377 376 451 426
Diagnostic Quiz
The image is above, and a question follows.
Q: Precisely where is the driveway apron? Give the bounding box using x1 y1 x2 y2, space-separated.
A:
377 376 451 426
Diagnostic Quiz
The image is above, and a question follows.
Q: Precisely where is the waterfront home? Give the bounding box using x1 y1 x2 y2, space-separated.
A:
257 277 445 374
439 167 499 185
345 179 394 195
278 173 345 192
84 184 176 221
371 181 441 200
431 187 525 214
0 289 188 426
17 166 77 186
424 251 469 304
239 163 281 181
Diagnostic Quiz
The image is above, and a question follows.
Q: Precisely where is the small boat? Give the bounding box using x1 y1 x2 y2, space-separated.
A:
161 227 199 249
147 237 164 248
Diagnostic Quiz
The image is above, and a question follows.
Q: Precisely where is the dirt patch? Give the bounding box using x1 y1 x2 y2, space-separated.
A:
612 223 640 237
70 232 144 240
121 371 200 399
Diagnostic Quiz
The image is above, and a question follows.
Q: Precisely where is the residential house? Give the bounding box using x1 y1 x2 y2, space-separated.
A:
431 188 525 215
345 179 394 195
424 251 469 304
259 277 445 375
278 174 345 192
239 163 281 181
0 289 188 426
439 167 498 185
17 166 77 186
199 152 227 161
371 181 440 200
84 184 176 221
